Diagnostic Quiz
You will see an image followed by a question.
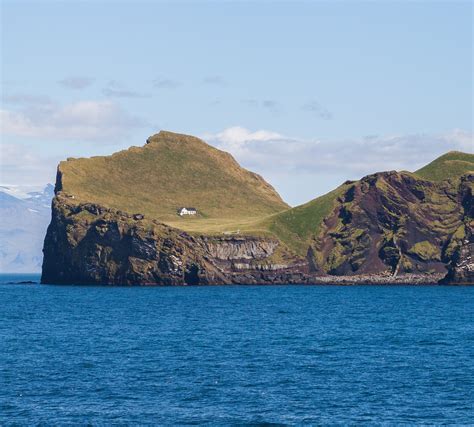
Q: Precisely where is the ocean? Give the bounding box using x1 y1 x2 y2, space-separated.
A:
1 274 473 424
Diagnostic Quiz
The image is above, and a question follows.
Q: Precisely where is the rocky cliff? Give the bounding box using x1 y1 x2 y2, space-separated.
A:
440 174 474 284
41 133 473 285
310 172 472 278
41 195 305 285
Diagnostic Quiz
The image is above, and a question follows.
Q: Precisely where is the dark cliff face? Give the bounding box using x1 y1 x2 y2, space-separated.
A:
441 175 474 285
41 196 301 285
309 172 473 282
442 231 474 285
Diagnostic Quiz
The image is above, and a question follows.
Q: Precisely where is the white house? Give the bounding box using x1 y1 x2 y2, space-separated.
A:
178 207 197 216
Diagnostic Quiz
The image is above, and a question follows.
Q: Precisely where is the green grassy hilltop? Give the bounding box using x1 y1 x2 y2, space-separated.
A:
58 131 289 233
414 151 474 181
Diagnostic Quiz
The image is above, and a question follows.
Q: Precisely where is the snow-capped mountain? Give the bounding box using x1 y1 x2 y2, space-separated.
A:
0 184 54 272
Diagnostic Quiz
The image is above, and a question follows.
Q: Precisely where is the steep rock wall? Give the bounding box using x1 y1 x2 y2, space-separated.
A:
441 174 474 284
310 172 473 282
41 196 300 285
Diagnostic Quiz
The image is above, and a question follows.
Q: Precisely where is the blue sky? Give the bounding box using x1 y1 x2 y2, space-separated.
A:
1 1 472 205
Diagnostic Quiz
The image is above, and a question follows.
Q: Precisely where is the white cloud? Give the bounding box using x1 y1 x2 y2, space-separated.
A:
202 126 287 158
204 126 284 144
2 94 54 106
441 128 473 152
205 126 473 175
0 143 59 188
204 126 473 205
0 100 146 141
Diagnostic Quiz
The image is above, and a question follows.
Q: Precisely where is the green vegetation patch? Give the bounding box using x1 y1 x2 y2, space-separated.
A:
408 240 441 261
57 131 289 233
444 225 466 259
415 151 474 182
263 185 347 255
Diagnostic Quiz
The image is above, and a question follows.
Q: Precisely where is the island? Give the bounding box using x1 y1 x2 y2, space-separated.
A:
41 131 473 285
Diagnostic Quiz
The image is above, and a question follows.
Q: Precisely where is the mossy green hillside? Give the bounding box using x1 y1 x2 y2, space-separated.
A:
415 151 474 182
262 185 348 254
408 240 441 261
58 131 289 231
265 151 473 257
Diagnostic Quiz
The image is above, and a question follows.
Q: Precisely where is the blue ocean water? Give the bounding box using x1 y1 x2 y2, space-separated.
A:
1 274 473 424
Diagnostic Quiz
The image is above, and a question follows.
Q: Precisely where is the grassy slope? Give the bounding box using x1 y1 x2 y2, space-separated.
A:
59 131 288 233
261 185 348 255
262 151 474 256
415 151 474 181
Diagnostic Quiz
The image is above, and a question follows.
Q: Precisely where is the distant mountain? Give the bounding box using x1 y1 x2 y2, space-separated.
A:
0 185 54 272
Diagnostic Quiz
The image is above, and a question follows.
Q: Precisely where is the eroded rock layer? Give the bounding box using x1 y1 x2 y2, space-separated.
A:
309 172 473 280
41 196 303 285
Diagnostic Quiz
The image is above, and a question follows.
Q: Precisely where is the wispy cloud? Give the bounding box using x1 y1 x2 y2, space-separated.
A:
153 78 181 89
1 100 146 141
58 76 94 89
262 99 279 113
203 75 227 86
102 80 148 98
241 98 280 113
203 126 474 204
0 143 61 189
202 126 285 155
2 93 54 106
241 99 259 107
301 100 333 120
204 126 473 201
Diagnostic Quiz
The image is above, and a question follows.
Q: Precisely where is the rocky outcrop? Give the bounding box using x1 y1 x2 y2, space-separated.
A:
308 172 473 285
201 238 278 260
41 196 304 285
442 234 474 284
441 174 474 284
